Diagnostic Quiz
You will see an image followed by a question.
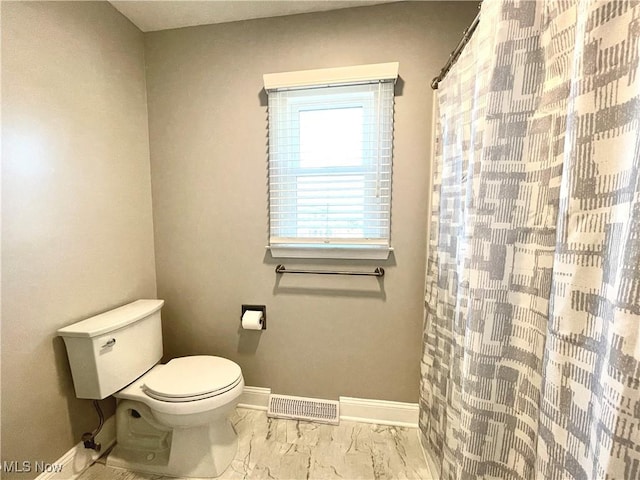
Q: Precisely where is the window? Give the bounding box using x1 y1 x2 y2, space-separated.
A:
264 63 398 259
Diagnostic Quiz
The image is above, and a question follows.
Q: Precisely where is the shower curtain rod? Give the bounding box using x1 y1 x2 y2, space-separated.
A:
430 3 482 90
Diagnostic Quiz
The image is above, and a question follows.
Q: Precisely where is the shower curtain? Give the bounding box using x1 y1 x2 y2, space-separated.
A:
420 1 640 479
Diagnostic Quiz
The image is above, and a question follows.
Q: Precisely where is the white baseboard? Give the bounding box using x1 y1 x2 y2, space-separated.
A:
339 396 419 428
36 415 116 480
237 386 271 410
237 387 419 428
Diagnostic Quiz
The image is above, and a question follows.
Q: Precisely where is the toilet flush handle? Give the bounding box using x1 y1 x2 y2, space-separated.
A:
102 338 116 348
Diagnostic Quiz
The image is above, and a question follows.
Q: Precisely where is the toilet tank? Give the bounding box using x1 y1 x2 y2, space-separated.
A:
57 299 164 399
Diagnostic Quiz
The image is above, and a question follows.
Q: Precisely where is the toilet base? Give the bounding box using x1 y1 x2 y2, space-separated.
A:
106 401 238 478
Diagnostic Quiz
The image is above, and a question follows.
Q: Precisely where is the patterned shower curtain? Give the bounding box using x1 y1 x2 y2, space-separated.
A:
420 1 640 479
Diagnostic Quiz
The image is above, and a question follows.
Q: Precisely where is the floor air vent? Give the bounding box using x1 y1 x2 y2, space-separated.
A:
267 394 340 425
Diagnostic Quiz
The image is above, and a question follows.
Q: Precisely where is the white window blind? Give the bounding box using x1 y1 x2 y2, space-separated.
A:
264 63 397 259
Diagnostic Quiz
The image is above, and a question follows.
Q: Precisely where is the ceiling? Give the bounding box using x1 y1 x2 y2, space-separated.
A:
109 1 405 33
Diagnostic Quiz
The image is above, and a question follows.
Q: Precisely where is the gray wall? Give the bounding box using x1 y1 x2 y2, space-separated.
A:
0 0 477 471
1 1 156 471
145 1 477 403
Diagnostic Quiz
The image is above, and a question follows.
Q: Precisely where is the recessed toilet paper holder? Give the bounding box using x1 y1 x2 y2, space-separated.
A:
241 305 266 330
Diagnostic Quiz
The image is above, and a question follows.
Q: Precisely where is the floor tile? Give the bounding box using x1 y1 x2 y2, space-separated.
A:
78 408 433 480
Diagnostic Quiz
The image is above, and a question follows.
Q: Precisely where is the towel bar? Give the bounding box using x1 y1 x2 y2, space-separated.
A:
275 265 384 277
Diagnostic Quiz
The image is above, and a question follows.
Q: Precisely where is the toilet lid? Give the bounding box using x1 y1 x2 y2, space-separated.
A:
142 356 242 401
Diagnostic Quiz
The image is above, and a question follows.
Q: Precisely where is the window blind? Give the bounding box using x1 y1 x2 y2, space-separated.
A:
265 64 396 259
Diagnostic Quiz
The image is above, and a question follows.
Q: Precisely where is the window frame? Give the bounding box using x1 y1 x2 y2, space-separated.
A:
264 63 398 260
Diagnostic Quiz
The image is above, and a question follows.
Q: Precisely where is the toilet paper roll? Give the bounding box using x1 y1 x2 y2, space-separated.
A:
242 310 263 330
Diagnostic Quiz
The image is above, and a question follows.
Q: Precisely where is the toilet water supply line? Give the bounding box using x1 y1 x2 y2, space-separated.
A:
82 400 104 451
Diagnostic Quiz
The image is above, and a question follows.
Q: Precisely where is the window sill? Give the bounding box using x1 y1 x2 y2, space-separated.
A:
267 244 393 260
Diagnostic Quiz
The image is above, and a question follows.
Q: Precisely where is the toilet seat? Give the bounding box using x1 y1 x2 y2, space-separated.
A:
142 356 242 403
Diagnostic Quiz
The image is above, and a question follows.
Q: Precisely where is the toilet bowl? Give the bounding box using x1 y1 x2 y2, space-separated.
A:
57 300 245 478
121 356 244 426
108 356 244 477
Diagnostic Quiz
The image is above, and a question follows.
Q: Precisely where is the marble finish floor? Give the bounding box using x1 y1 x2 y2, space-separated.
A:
79 408 434 480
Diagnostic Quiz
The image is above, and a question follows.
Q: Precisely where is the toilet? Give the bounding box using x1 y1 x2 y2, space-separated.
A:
57 299 244 478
